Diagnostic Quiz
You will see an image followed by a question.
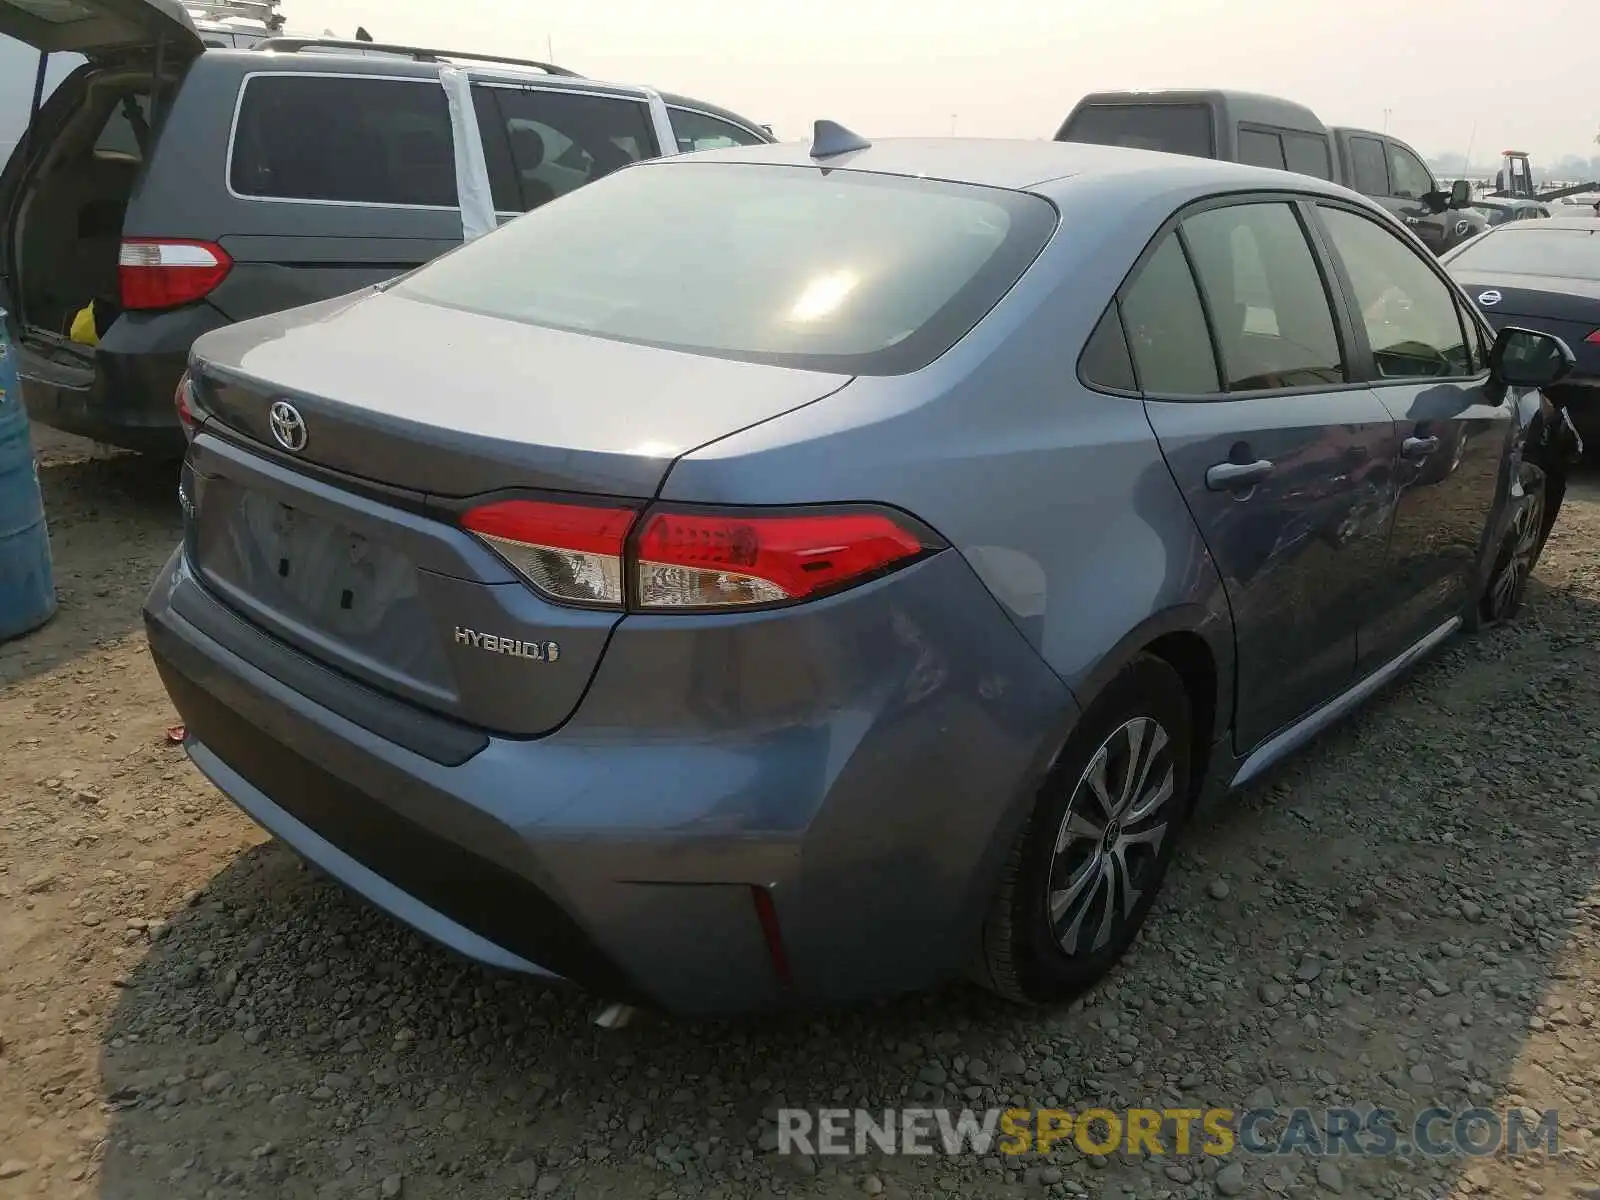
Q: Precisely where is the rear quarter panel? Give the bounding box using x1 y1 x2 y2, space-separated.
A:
659 169 1235 724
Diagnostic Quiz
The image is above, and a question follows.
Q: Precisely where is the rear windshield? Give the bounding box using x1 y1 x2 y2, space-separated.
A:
391 161 1058 375
1057 104 1214 158
1449 227 1600 281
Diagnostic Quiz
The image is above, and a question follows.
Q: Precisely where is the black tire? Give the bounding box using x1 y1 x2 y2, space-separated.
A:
1474 474 1546 629
978 654 1194 1005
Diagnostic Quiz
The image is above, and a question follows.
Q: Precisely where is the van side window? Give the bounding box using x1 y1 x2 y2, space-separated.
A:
1348 137 1389 195
471 86 655 213
1120 235 1221 396
230 76 458 207
668 107 766 153
1237 129 1285 171
1282 133 1332 180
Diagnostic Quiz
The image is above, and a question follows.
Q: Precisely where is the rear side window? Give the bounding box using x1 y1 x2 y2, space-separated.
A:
1058 104 1214 158
669 107 767 153
230 75 458 207
1180 202 1345 390
471 86 656 213
1079 303 1137 392
1119 236 1220 395
1238 129 1285 171
392 161 1058 376
1283 133 1333 180
1347 137 1389 196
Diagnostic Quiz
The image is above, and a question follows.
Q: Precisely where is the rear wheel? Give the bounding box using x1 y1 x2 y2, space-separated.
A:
979 655 1193 1004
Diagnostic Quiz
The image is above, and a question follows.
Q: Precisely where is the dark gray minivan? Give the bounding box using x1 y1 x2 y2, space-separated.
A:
0 0 773 454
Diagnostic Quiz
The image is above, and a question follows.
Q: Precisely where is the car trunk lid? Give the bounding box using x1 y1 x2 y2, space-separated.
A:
184 287 853 735
190 287 854 498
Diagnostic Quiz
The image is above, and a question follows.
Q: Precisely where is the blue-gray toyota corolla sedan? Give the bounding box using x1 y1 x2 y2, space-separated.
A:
145 128 1575 1016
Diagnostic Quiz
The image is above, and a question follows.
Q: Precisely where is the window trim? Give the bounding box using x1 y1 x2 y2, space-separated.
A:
1107 189 1371 403
1308 198 1491 388
225 70 469 211
665 103 772 149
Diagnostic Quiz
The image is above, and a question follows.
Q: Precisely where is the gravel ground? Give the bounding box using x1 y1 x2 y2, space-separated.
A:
3 427 1599 1200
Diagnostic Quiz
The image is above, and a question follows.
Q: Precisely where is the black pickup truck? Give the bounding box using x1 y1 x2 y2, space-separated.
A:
1055 90 1485 255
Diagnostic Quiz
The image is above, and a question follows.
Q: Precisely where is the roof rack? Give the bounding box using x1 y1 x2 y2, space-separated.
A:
249 36 581 76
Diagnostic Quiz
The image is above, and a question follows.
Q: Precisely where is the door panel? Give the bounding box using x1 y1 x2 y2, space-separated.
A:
1363 380 1510 664
1146 396 1397 749
1315 203 1512 668
1121 202 1398 752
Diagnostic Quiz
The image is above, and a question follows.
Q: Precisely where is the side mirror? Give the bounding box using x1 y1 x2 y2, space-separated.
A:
1450 179 1472 209
1489 326 1576 389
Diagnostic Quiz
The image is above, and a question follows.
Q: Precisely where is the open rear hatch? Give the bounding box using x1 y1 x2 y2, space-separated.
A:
0 0 204 337
184 287 854 736
0 0 203 57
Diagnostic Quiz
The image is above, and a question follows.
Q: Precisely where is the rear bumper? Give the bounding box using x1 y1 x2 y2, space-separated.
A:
18 305 230 455
144 545 1075 1015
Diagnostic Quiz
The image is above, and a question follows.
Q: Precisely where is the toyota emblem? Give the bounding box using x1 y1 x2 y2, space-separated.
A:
268 400 308 452
1477 290 1502 308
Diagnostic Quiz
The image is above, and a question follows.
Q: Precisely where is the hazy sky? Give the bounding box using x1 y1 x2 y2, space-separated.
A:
279 0 1595 163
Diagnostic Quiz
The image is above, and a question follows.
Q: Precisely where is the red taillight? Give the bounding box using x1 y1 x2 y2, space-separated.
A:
174 370 195 440
461 498 639 607
119 239 232 310
1586 329 1600 345
460 499 936 611
635 508 928 609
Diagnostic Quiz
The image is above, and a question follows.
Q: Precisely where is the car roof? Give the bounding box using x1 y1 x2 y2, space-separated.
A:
681 135 1365 199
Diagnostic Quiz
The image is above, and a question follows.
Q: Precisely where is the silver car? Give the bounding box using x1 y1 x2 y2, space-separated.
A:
145 129 1574 1016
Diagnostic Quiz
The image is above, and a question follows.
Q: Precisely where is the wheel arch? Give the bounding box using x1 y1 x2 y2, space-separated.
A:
963 601 1235 984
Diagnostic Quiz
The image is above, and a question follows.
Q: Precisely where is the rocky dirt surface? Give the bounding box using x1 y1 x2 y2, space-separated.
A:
2 427 1599 1200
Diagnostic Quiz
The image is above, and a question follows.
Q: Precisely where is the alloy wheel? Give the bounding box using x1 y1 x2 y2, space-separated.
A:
1487 490 1545 622
1045 716 1177 958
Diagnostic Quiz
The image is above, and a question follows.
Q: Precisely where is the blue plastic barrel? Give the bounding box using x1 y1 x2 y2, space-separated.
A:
0 311 57 641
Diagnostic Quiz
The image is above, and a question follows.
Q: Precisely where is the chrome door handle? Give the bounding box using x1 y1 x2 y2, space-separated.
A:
1205 459 1275 491
1402 435 1440 459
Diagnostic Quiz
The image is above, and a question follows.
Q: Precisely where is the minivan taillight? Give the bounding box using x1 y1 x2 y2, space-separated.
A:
460 499 938 611
1586 329 1600 345
119 239 233 310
